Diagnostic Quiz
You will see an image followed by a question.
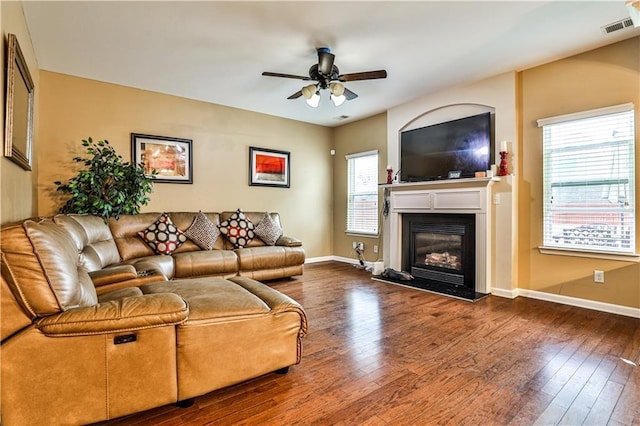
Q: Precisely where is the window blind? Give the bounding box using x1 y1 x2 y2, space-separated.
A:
538 104 635 254
346 150 379 235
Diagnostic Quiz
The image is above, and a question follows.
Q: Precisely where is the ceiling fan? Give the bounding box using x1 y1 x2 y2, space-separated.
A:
262 47 387 107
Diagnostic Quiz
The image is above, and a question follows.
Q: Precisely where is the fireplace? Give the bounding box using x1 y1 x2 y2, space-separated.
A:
382 183 495 299
402 213 475 292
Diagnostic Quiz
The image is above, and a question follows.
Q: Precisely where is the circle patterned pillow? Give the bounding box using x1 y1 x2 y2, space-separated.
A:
218 209 255 249
138 213 187 255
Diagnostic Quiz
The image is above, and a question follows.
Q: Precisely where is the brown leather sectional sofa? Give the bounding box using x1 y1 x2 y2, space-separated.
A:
0 212 307 425
55 211 306 295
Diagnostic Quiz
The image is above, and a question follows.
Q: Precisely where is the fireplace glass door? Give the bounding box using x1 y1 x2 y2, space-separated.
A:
415 229 463 272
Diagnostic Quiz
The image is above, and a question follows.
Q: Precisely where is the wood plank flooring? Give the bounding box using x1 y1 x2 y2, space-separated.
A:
98 261 640 425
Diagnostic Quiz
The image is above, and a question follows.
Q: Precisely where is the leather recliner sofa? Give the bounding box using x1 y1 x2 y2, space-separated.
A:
52 211 306 295
0 217 307 425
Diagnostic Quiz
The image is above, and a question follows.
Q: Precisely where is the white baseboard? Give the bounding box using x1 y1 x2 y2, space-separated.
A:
306 255 373 269
516 289 640 319
306 257 640 318
490 287 520 299
305 256 335 264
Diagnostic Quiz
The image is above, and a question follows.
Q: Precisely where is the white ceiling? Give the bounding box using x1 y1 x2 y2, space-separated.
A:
22 1 640 127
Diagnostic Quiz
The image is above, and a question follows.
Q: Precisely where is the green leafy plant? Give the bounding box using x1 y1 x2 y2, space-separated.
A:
54 137 155 220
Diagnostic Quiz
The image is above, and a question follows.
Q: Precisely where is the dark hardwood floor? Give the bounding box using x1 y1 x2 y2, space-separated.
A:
99 262 640 425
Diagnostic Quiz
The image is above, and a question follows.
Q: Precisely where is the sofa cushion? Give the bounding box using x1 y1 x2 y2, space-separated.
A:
54 214 121 271
138 213 187 255
173 250 238 279
235 245 306 272
254 213 283 246
184 211 220 250
218 209 255 249
140 278 270 322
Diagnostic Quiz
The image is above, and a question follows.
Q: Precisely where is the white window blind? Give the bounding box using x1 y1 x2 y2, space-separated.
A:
538 104 635 254
346 150 379 235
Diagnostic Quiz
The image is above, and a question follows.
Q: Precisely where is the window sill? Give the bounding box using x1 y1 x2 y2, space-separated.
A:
346 231 379 238
538 246 640 262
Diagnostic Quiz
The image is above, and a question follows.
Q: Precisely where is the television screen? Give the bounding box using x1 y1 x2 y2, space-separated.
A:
400 112 492 182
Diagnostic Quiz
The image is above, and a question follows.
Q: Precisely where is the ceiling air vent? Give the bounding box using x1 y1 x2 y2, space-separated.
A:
601 18 635 34
334 115 350 121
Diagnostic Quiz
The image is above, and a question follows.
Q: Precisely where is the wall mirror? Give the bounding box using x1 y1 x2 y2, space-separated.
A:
4 33 35 171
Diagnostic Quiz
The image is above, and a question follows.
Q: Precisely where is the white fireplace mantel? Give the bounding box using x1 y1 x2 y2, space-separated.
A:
382 178 498 294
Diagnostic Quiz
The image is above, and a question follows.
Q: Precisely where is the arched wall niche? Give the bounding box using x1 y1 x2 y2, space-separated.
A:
399 103 495 132
396 103 496 170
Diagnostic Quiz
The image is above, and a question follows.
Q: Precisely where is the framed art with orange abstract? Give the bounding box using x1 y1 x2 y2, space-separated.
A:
249 147 290 188
131 133 193 184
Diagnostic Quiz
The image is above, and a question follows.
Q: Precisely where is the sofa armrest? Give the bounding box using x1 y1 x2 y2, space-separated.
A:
131 261 169 281
89 265 138 287
276 235 302 247
35 293 188 336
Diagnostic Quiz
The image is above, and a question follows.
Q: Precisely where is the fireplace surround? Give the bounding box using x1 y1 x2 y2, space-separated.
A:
381 178 497 299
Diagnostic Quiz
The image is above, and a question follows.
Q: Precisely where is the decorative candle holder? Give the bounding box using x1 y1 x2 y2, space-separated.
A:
499 151 508 176
386 167 393 184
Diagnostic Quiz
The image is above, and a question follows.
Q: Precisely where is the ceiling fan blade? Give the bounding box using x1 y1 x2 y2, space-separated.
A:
343 87 358 101
318 51 335 76
287 90 303 99
338 70 387 82
262 71 311 80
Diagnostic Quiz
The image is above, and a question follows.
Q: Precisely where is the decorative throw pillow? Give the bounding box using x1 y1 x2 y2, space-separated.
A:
138 213 187 255
218 209 255 249
254 213 283 246
184 211 220 250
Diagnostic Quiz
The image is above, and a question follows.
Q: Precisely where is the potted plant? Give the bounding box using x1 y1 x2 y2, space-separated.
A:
54 137 155 220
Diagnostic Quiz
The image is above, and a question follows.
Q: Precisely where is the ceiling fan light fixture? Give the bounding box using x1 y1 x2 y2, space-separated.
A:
306 91 320 108
329 82 346 106
331 93 346 106
329 82 345 97
301 84 317 99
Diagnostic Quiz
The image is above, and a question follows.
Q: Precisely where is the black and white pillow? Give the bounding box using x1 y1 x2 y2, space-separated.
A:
138 213 187 255
218 209 255 249
254 213 283 246
184 211 220 250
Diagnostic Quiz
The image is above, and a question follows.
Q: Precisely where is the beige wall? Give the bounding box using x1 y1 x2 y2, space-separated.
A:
332 113 387 262
519 37 640 309
1 1 39 224
37 71 334 258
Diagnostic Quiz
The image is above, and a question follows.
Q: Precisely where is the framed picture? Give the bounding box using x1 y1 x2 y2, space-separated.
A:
4 34 35 171
249 147 290 188
131 133 193 184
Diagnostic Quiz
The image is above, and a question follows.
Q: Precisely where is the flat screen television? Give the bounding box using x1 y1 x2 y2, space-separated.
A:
400 112 493 182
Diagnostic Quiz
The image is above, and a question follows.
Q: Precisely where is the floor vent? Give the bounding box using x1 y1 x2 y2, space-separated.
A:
601 17 635 34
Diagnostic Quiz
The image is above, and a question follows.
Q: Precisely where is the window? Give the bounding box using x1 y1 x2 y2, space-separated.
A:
346 150 379 235
538 103 635 255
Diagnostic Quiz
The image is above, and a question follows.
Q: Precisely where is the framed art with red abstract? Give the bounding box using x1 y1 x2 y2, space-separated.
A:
249 147 290 188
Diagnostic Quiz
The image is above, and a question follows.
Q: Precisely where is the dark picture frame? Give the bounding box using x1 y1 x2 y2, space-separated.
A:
4 33 35 171
249 147 290 188
131 133 193 184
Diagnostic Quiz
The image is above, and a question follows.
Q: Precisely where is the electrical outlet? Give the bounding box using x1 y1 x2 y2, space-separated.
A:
373 245 378 253
594 270 605 283
352 242 358 249
356 242 364 251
